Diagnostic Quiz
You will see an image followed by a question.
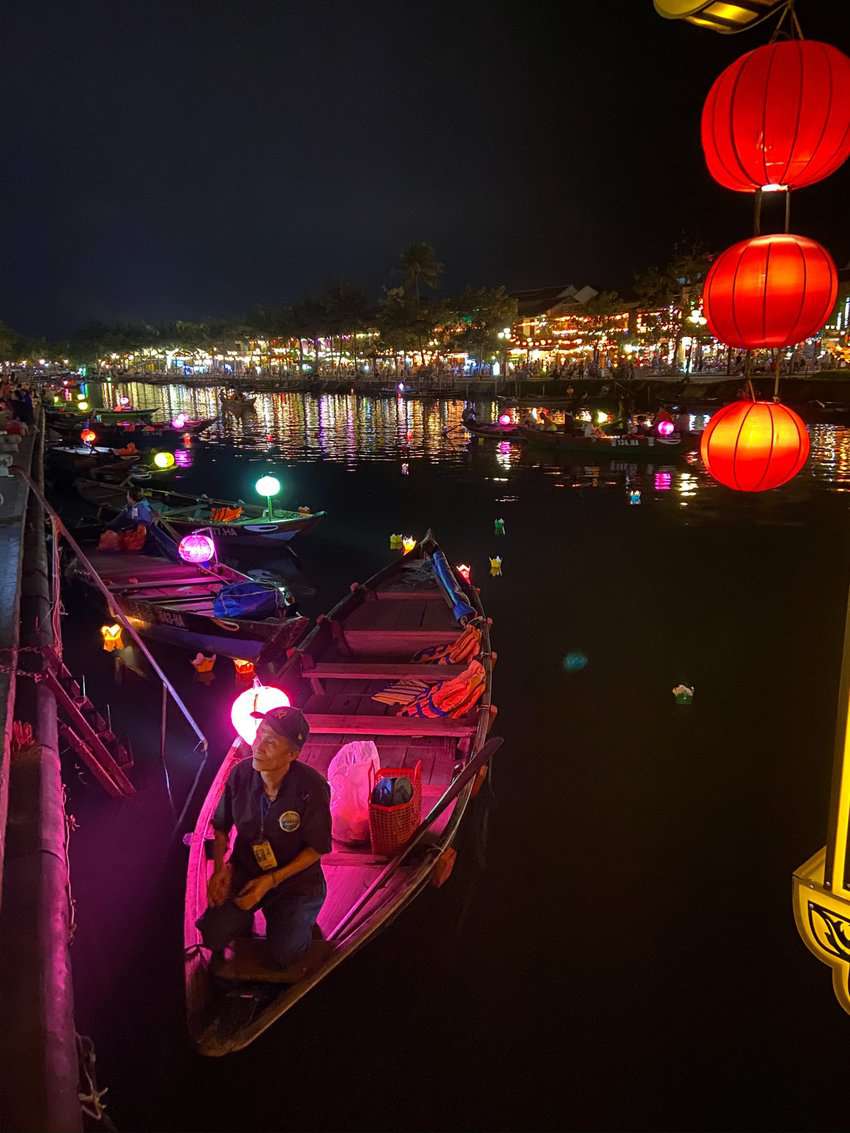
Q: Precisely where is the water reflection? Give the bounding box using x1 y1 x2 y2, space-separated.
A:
92 381 850 503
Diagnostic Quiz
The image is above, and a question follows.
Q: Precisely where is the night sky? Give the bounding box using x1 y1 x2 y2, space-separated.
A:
4 0 850 335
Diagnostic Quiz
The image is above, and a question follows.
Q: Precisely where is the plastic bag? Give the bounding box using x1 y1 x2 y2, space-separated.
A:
327 741 380 845
98 529 121 551
212 581 282 619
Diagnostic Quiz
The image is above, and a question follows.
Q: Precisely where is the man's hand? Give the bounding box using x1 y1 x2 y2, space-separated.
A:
207 863 233 907
234 873 276 911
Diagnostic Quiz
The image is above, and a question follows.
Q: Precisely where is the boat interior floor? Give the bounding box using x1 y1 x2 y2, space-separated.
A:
202 731 462 980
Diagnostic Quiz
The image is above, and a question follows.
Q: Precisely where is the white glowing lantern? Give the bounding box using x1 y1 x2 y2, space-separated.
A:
230 685 291 744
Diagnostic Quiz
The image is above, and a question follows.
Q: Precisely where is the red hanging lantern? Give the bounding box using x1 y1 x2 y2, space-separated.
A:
702 40 850 193
702 234 837 349
700 400 809 491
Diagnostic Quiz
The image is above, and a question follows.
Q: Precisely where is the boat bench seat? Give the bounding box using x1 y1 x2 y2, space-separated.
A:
305 713 476 738
306 661 465 681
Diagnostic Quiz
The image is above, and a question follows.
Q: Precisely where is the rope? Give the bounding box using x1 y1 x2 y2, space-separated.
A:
76 1033 115 1129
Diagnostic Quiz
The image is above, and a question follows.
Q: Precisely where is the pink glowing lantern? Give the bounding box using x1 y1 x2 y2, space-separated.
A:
657 419 675 437
231 684 291 744
178 532 215 564
498 413 512 426
172 413 187 429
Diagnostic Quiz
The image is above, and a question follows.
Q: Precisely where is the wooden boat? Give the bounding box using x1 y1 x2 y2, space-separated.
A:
463 420 520 439
45 444 141 476
184 531 497 1056
221 395 256 413
518 425 684 460
47 406 157 426
73 480 326 546
49 415 216 447
67 547 308 660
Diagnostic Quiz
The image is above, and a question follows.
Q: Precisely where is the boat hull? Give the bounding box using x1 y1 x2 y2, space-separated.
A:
518 426 684 460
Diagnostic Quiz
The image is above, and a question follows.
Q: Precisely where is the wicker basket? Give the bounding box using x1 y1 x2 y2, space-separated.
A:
368 762 422 856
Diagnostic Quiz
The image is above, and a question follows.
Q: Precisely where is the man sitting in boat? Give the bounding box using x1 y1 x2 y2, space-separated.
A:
461 405 477 427
107 485 156 531
197 706 331 976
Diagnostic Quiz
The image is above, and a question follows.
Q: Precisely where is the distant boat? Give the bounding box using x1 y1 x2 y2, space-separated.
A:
221 395 256 413
74 480 326 547
184 530 498 1056
463 419 520 439
518 426 685 460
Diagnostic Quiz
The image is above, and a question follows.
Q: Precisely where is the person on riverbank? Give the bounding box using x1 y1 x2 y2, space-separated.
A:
197 706 331 975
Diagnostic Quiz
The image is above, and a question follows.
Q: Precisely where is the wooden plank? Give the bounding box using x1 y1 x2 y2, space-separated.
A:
375 590 443 601
344 628 461 647
312 661 464 680
305 714 476 737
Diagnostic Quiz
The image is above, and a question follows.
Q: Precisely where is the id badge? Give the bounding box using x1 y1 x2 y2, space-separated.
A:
252 840 278 871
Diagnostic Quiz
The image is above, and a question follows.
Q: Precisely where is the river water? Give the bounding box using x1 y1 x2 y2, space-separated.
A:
61 384 850 1131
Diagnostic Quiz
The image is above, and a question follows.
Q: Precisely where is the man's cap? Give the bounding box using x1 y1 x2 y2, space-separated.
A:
251 705 309 746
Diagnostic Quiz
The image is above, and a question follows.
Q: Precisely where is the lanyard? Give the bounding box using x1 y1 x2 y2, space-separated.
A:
259 791 277 838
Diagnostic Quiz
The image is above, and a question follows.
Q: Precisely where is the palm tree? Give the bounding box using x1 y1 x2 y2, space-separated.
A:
399 242 443 307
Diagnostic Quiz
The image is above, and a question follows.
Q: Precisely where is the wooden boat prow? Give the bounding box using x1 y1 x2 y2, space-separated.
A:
184 531 496 1056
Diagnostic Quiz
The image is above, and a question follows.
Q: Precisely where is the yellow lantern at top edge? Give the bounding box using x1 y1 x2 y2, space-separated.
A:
653 0 784 33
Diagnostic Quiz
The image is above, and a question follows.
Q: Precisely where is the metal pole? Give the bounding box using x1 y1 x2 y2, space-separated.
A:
11 467 207 752
823 580 850 896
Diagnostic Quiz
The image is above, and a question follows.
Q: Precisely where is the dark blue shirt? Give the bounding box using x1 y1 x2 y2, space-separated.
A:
213 758 331 896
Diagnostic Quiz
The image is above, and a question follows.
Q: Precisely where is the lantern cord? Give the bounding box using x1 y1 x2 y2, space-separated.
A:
773 352 782 402
753 190 763 236
784 188 791 235
767 1 803 43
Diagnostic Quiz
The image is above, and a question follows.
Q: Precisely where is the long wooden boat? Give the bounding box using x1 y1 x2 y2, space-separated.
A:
47 406 157 426
73 480 326 546
464 420 520 439
518 425 685 460
67 548 308 659
45 444 141 476
221 396 256 413
184 531 497 1056
49 415 216 446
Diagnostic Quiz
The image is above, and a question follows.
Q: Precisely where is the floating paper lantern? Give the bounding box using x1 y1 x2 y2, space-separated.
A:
402 536 416 553
178 532 215 564
232 658 255 678
494 518 506 536
629 490 642 505
389 533 402 549
456 563 472 583
702 235 838 349
80 428 97 445
657 420 674 437
498 414 511 426
231 684 291 744
153 451 175 469
702 40 850 192
100 623 124 652
172 413 187 429
700 399 810 491
489 556 502 576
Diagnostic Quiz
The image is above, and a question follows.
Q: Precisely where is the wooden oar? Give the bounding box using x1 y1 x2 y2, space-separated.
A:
328 735 504 942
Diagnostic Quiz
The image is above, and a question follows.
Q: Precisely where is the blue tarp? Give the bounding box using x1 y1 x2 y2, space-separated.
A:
213 581 282 620
431 549 476 624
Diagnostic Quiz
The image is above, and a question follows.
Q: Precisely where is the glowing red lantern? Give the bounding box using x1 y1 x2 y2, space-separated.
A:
80 428 96 445
702 40 850 192
702 235 837 349
178 532 215 564
700 400 809 491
